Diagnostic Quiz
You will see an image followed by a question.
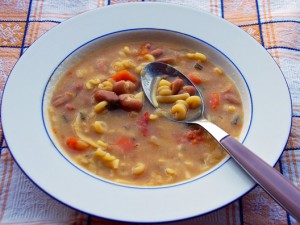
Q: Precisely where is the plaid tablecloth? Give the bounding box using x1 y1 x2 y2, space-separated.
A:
0 0 299 224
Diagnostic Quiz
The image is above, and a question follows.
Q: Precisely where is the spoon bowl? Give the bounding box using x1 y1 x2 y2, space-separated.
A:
141 62 300 221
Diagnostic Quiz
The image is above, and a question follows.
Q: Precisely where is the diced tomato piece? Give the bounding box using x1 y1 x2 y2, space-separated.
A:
112 70 136 82
181 129 204 144
66 137 89 151
208 93 220 109
136 112 150 136
116 136 137 153
187 73 201 85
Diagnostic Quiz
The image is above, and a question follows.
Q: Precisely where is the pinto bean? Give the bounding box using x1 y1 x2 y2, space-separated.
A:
113 80 136 95
156 57 175 65
179 86 196 96
222 92 241 105
65 103 76 110
171 78 184 94
52 92 73 107
94 90 119 103
70 81 83 93
150 48 164 58
95 60 108 73
119 94 143 112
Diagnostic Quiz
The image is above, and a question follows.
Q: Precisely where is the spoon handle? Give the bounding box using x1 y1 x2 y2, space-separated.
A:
221 136 300 221
193 120 300 221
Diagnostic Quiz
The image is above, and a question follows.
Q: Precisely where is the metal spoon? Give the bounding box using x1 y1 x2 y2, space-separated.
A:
141 62 300 221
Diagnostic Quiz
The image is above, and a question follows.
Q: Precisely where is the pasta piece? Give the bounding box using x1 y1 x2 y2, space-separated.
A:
150 135 160 146
176 100 189 109
157 93 190 104
158 88 172 96
94 101 108 113
214 67 223 75
132 163 146 175
103 153 116 161
98 80 113 91
97 140 108 148
135 62 149 74
186 52 207 62
186 96 202 109
171 102 187 120
149 114 158 120
93 121 108 134
144 54 155 62
166 168 176 176
72 114 100 148
123 46 131 55
159 79 172 87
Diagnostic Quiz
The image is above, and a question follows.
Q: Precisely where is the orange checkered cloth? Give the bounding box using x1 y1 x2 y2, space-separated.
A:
0 0 299 224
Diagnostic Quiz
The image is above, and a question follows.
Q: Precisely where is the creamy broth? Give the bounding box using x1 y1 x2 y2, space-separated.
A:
48 41 243 186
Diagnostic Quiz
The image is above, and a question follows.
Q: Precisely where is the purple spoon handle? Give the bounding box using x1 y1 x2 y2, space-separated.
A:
192 119 300 221
221 136 300 221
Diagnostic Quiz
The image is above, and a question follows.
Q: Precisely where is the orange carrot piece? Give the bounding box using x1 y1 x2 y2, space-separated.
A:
187 73 201 85
208 93 220 109
66 137 89 151
112 70 136 82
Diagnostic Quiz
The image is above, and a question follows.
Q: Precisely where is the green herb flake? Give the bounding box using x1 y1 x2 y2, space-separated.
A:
80 112 87 121
62 115 68 123
231 115 240 125
194 63 203 70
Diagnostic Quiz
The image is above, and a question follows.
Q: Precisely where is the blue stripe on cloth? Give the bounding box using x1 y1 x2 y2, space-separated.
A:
239 198 244 224
239 20 300 27
255 0 265 47
0 20 60 23
20 0 33 57
0 46 29 48
220 0 224 18
267 46 300 52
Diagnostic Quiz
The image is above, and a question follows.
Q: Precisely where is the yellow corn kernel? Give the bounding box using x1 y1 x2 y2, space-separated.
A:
149 114 158 120
103 153 116 161
186 96 202 109
186 52 207 62
97 140 108 148
159 79 172 87
94 101 108 113
93 120 108 134
132 163 146 175
171 103 187 120
227 105 236 112
144 54 155 62
166 168 176 176
94 148 107 157
214 67 223 75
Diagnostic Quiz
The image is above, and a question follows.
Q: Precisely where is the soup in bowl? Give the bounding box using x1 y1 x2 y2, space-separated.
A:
44 29 251 187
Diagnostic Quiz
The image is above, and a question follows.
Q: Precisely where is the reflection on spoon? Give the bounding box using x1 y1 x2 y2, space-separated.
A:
141 62 300 221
